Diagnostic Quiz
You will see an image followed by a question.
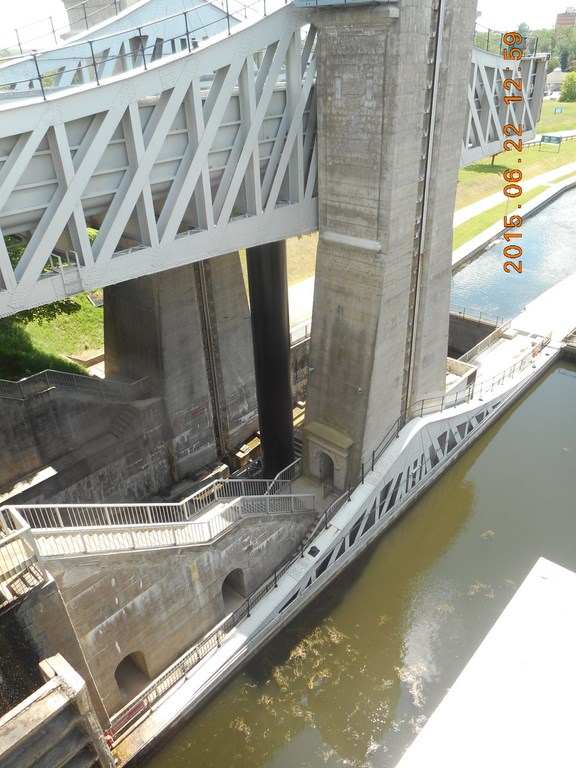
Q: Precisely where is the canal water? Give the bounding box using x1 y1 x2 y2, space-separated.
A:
451 185 576 318
146 189 576 767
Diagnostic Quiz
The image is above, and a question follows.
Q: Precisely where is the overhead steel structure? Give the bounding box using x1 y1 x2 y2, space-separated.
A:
0 0 546 317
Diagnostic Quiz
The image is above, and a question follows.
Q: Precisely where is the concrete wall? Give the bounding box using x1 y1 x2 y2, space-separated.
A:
1 393 172 505
0 654 113 768
304 0 477 488
11 578 108 727
45 510 315 714
104 256 258 480
448 314 498 359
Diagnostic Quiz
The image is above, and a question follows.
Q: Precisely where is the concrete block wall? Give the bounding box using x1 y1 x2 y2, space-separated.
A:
45 510 315 714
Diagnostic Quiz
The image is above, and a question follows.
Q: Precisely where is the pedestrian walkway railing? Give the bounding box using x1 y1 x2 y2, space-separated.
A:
458 319 512 364
10 463 303 532
0 0 291 99
290 320 312 346
0 370 150 402
108 488 346 741
0 507 48 586
450 305 504 328
473 23 539 57
22 493 315 557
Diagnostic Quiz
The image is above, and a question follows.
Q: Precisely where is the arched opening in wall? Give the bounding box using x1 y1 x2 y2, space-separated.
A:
114 652 151 703
319 451 334 490
222 568 246 614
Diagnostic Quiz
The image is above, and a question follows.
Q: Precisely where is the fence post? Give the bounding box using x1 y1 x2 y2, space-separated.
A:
32 54 46 100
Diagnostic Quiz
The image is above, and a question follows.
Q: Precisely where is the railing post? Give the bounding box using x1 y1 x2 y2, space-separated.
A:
88 41 100 85
15 29 23 56
50 17 58 47
32 54 46 100
361 464 364 484
138 28 147 70
274 569 278 588
246 595 250 617
83 3 89 31
371 450 375 472
184 12 191 53
226 0 231 34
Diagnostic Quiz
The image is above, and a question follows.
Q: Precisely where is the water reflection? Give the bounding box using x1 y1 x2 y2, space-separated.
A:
451 187 576 318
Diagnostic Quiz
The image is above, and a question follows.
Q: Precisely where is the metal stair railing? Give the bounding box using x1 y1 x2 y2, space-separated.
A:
0 370 150 402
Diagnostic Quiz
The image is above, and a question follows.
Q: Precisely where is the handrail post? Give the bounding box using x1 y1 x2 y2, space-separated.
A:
88 41 100 85
184 12 191 53
361 464 364 484
32 54 46 100
226 0 231 34
15 29 23 56
83 3 89 31
50 17 58 47
371 450 375 472
138 28 147 70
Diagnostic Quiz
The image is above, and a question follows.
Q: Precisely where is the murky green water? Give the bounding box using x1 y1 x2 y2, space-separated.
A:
146 361 576 767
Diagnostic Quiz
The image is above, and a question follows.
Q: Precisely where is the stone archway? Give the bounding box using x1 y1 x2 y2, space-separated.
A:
114 651 150 703
221 568 246 613
319 451 335 488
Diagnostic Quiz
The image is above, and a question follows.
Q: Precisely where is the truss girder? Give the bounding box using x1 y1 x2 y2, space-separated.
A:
0 8 548 318
0 6 318 317
461 48 548 166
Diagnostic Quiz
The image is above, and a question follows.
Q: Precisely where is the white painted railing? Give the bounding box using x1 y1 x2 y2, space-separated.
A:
28 494 315 557
0 507 48 584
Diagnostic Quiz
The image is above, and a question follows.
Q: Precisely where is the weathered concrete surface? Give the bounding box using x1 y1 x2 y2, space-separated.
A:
0 654 113 768
0 393 172 505
304 0 477 487
10 577 108 727
104 254 258 480
45 510 315 714
448 313 498 359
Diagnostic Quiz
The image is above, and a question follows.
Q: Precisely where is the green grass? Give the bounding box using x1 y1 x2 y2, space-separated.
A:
24 294 104 358
0 319 88 380
455 138 576 209
452 185 548 250
537 100 576 134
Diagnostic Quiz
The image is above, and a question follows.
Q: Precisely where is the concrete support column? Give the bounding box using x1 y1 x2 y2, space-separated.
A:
247 241 294 478
104 254 258 481
304 0 477 489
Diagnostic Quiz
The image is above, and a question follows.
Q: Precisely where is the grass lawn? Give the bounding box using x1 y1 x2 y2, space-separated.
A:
537 100 576 134
452 185 548 250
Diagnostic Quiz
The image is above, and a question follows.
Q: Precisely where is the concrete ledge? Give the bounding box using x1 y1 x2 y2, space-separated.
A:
396 558 576 768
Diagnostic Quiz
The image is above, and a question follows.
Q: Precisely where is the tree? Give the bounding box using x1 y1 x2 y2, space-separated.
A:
5 236 81 323
560 71 576 101
547 56 560 73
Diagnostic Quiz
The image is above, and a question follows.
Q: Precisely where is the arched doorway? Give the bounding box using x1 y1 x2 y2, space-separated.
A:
319 451 335 489
221 568 246 613
114 651 150 703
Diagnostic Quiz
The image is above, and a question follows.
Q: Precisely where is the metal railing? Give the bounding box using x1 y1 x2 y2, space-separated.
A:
109 488 347 740
0 0 290 100
0 370 150 402
473 23 539 57
28 494 315 556
12 461 303 533
290 319 312 346
0 508 48 584
458 320 512 364
450 305 504 328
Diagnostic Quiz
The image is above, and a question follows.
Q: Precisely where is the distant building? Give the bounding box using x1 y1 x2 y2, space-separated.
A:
546 68 568 95
556 7 576 27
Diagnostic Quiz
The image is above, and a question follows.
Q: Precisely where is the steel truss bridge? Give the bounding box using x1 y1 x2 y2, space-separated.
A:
0 0 547 317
